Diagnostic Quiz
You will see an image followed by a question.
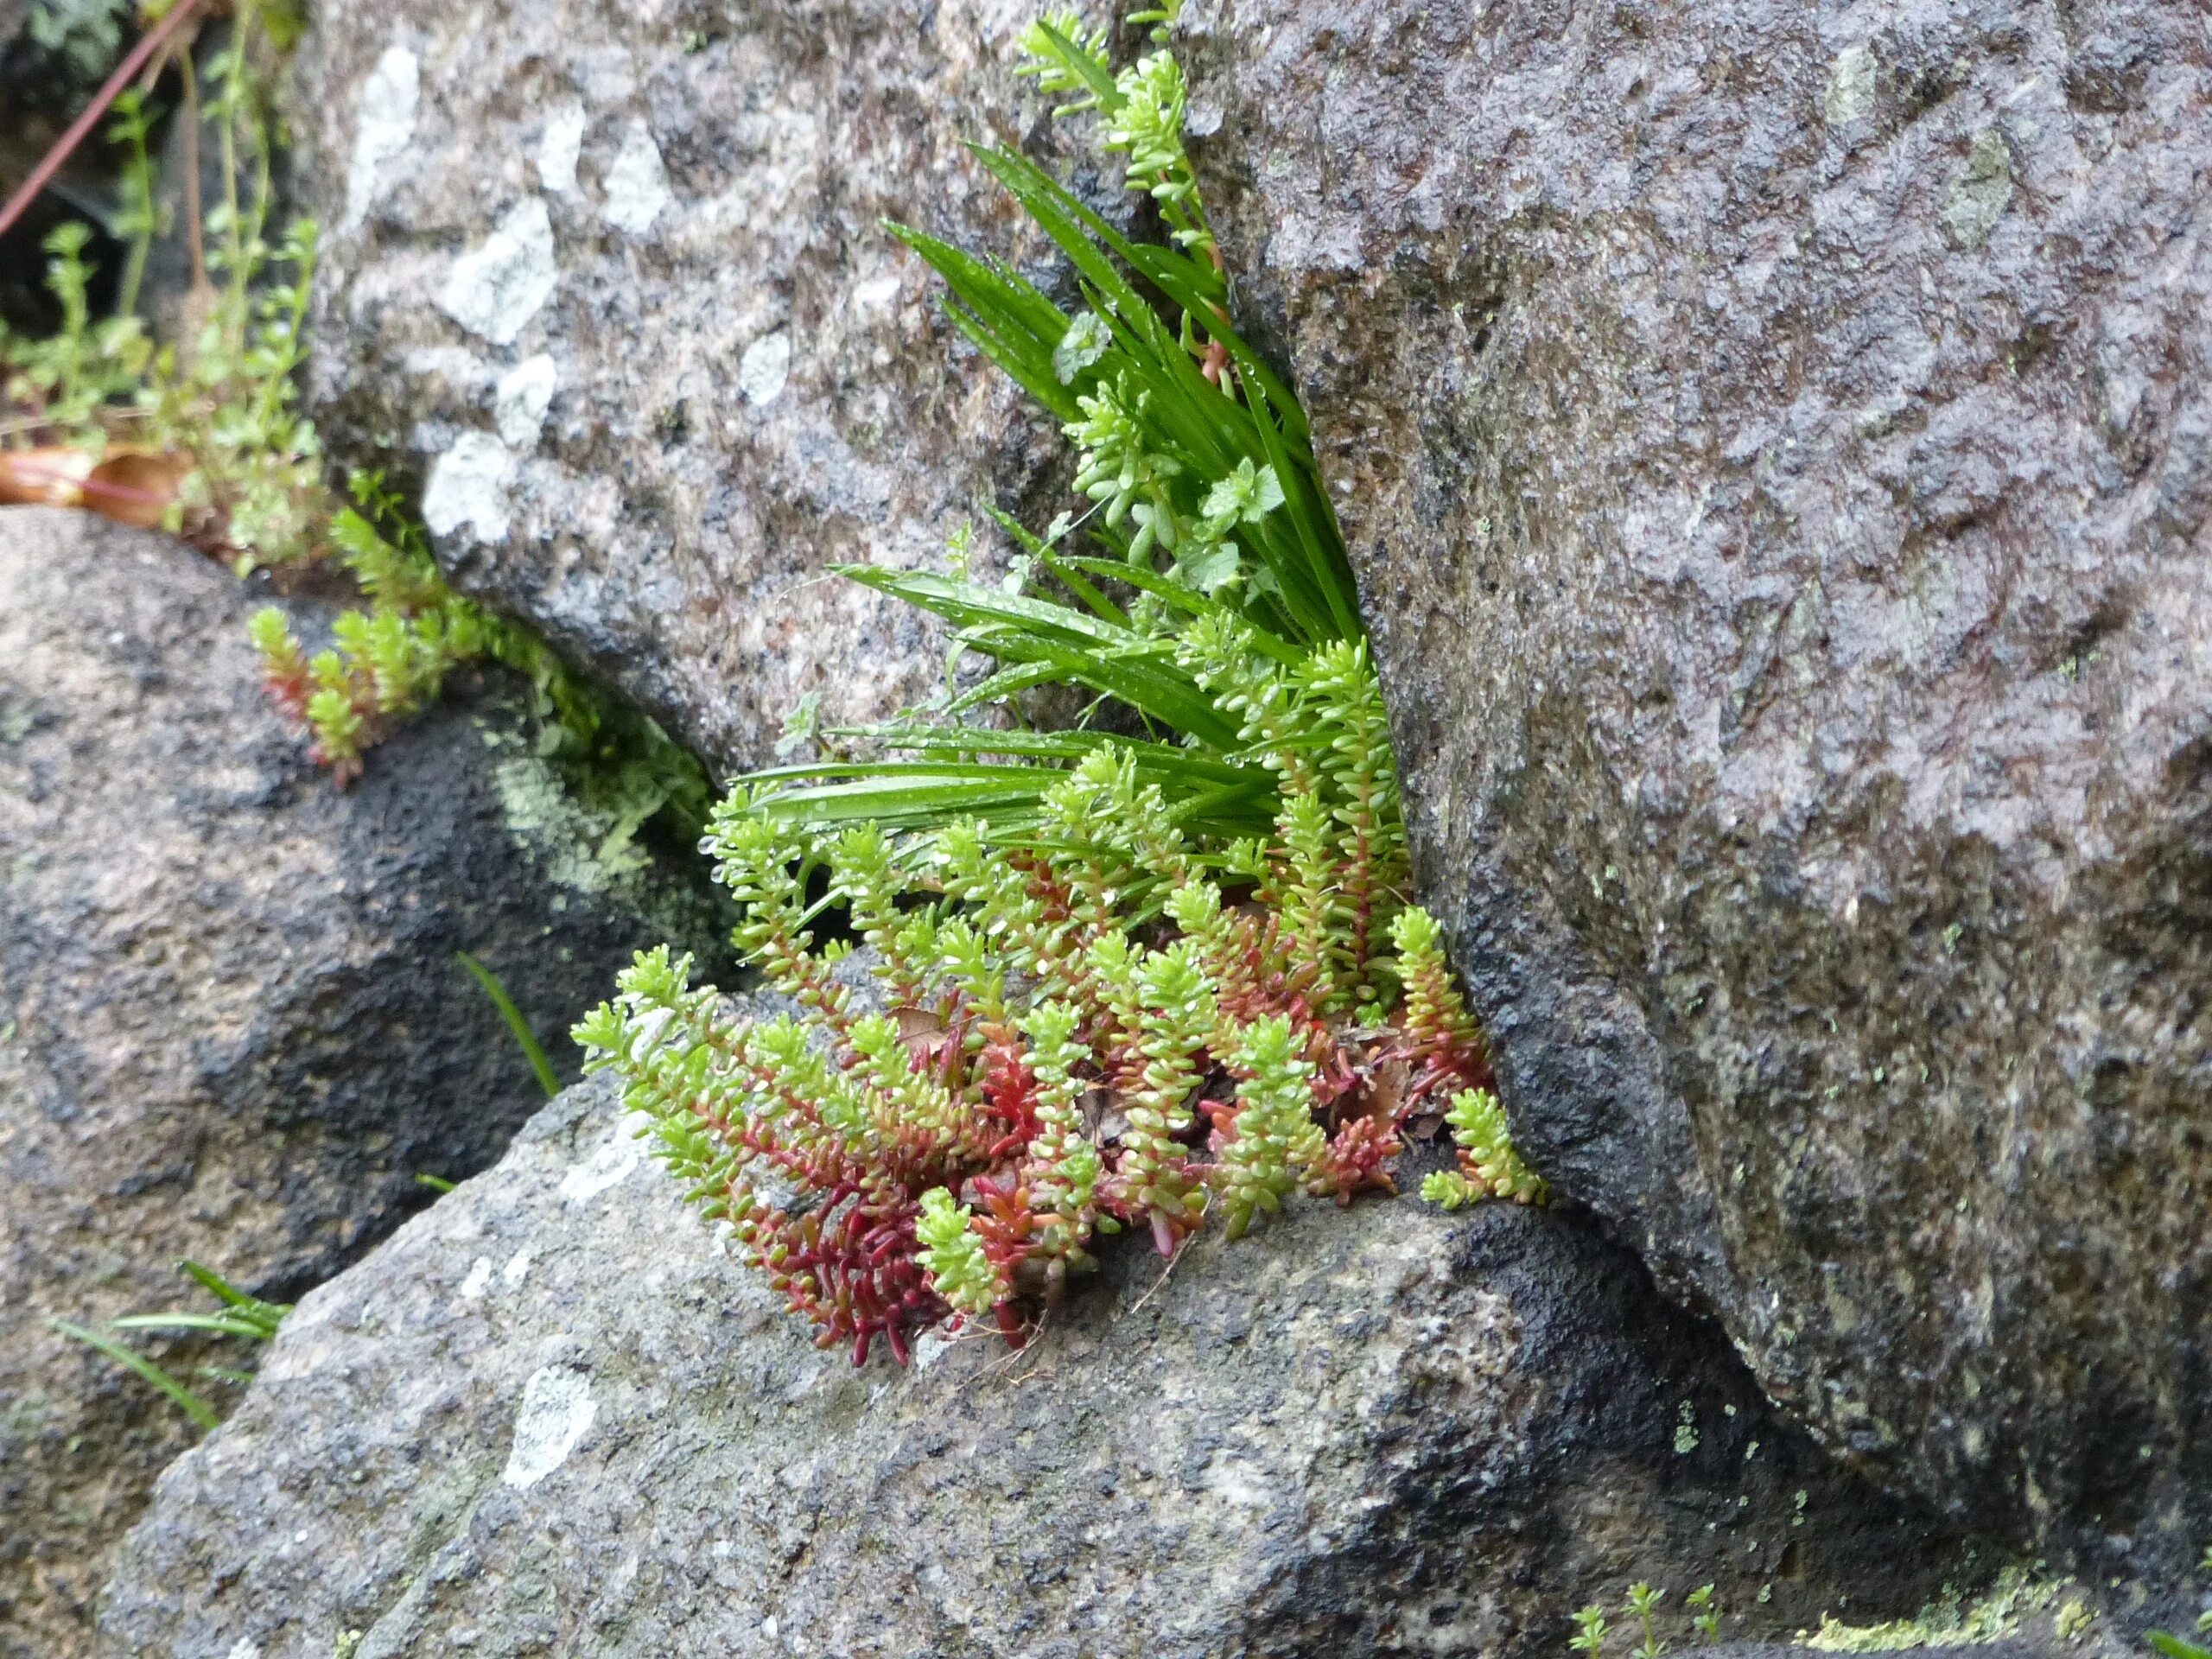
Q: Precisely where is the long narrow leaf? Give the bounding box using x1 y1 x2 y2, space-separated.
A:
834 567 1243 746
1243 373 1360 639
176 1259 284 1316
832 724 1257 780
457 951 561 1101
969 145 1154 327
1059 556 1306 663
944 659 1073 715
1033 21 1124 112
111 1313 277 1340
49 1319 221 1431
976 143 1313 446
886 223 1077 421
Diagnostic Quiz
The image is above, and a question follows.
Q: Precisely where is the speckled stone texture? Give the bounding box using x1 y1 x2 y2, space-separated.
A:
100 1076 1969 1659
0 509 723 1659
1180 0 2212 1573
282 0 1084 775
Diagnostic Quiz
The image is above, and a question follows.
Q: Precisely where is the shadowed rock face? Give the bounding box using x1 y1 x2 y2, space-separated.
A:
101 1074 1967 1659
0 509 724 1659
1180 0 2212 1570
281 0 1084 776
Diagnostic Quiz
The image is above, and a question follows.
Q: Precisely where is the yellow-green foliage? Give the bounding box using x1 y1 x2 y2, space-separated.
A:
579 639 1529 1363
575 4 1548 1370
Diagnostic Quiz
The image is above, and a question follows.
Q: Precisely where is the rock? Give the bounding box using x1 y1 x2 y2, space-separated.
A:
281 1 1081 774
98 1069 1972 1659
0 508 726 1658
1179 0 2212 1573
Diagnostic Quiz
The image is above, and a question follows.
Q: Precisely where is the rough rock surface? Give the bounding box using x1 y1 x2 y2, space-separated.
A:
0 509 724 1659
1181 0 2212 1572
102 1075 1968 1659
283 0 1082 775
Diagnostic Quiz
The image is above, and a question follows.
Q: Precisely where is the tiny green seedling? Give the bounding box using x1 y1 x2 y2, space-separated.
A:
1627 1581 1666 1659
1686 1584 1720 1643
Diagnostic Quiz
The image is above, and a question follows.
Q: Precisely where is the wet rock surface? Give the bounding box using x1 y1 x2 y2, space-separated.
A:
1182 0 2212 1570
101 1075 1966 1659
0 508 723 1659
282 0 1080 775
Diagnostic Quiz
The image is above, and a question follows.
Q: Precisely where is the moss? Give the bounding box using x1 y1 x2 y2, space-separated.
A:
1804 1564 2075 1650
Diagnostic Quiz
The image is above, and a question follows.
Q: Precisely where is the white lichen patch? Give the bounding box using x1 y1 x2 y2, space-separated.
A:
1200 1453 1272 1510
493 754 626 896
537 102 587 195
495 353 559 448
423 431 515 542
439 197 557 346
502 1367 596 1489
502 1247 534 1288
602 119 672 237
559 1128 643 1204
1824 44 1877 126
459 1256 493 1300
739 330 792 406
849 275 901 311
344 43 420 230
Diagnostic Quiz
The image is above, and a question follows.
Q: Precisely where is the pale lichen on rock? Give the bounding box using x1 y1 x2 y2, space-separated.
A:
435 197 557 347
341 43 418 230
101 1078 1965 1659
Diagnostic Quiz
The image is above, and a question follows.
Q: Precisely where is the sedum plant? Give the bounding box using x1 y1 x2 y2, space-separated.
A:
251 472 709 841
579 2 1547 1364
577 642 1510 1362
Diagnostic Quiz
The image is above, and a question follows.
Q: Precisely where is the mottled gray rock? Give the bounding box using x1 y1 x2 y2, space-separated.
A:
283 0 1081 775
0 508 724 1659
100 1075 1972 1659
1181 0 2212 1575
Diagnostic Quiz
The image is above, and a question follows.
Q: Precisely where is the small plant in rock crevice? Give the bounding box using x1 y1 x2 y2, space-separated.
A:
3 0 323 561
247 469 710 840
1570 1584 1725 1658
50 1259 290 1431
579 695 1517 1363
578 3 1546 1366
1 2 710 815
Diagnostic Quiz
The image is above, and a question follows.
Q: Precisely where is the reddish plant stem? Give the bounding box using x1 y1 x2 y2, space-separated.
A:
0 0 208 246
179 48 206 291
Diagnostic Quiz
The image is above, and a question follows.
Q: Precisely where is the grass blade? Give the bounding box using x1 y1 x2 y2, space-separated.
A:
49 1318 221 1431
110 1313 278 1340
457 951 561 1100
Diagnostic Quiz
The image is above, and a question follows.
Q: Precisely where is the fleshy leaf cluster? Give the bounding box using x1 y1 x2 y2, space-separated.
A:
581 4 1547 1367
249 471 708 848
579 634 1534 1365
